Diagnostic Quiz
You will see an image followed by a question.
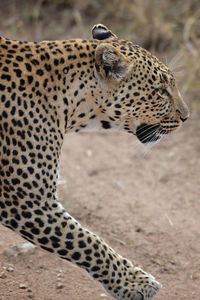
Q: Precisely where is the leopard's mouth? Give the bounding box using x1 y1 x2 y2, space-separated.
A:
136 123 165 144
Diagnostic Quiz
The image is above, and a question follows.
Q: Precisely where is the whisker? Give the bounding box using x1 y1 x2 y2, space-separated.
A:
138 128 165 157
139 128 160 143
168 49 185 71
136 123 159 134
133 126 168 159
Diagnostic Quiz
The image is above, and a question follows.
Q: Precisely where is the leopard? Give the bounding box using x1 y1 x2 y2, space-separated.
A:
0 24 189 300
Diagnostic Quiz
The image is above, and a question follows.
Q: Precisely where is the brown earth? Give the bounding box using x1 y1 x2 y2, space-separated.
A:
0 115 200 300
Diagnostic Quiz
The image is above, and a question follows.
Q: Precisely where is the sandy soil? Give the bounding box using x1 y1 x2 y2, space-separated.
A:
0 115 200 300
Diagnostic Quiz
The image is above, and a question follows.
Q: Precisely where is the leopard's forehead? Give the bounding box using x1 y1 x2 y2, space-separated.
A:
104 38 175 85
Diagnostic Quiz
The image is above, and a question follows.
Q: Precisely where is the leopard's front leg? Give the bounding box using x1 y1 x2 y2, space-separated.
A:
1 198 160 300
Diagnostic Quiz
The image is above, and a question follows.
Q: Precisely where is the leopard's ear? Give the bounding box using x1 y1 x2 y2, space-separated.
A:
95 43 130 82
92 24 117 40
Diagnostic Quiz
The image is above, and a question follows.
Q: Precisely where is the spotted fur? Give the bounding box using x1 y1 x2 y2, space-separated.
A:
0 24 189 300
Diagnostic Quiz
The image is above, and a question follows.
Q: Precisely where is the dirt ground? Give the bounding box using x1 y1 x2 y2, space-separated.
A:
0 113 200 300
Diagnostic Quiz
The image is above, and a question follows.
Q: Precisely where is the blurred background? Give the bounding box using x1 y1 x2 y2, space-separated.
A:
0 1 200 300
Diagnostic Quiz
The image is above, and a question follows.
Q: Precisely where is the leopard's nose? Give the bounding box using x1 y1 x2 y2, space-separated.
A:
175 90 190 121
176 109 189 122
180 116 187 122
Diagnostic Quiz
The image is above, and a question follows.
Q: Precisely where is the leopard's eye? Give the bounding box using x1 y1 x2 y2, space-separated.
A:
157 87 171 98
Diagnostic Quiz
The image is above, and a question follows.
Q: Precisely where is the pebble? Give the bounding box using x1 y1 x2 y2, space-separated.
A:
56 282 64 289
191 269 200 280
27 288 34 299
58 269 63 273
19 283 28 289
86 149 93 157
6 265 14 272
4 242 36 257
0 272 7 279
